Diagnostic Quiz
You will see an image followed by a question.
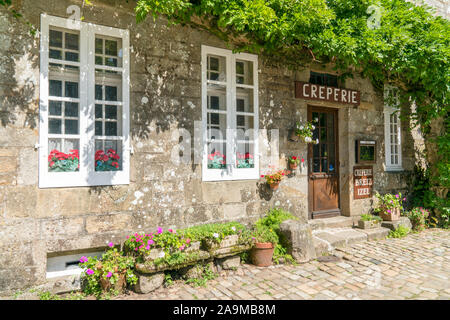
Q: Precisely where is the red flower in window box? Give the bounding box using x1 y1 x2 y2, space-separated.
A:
95 148 121 171
48 149 79 172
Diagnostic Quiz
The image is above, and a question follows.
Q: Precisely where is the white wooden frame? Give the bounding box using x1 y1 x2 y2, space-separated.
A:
383 85 403 171
201 45 259 181
39 14 130 188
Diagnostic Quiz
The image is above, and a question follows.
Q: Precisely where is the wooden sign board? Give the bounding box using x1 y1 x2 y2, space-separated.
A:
295 81 360 106
353 166 373 199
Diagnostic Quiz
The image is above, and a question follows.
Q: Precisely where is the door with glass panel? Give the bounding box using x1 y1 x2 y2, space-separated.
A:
308 106 340 219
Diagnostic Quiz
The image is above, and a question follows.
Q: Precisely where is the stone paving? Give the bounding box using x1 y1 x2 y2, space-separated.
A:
117 229 450 300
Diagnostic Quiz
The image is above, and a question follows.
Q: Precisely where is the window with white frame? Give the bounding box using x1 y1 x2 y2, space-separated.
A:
384 85 402 171
202 46 259 181
39 14 130 188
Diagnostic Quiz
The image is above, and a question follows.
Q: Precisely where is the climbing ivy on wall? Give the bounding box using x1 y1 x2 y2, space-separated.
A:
1 0 448 225
134 0 449 225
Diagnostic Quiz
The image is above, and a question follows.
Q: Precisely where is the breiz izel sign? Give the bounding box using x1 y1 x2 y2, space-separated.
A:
295 81 360 106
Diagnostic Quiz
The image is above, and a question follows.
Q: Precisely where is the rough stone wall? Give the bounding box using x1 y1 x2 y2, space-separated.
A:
0 0 417 294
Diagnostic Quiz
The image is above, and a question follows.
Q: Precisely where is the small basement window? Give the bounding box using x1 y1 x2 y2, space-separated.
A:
46 250 104 279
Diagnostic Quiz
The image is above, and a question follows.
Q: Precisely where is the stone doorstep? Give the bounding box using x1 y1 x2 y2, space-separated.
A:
308 216 355 231
381 217 412 231
312 227 390 256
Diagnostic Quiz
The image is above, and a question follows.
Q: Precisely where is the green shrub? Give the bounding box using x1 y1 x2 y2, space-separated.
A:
78 246 137 298
360 213 382 222
254 208 298 265
251 224 278 244
388 225 410 238
406 207 429 232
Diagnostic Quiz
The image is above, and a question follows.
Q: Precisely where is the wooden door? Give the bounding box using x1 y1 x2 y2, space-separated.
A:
308 107 340 219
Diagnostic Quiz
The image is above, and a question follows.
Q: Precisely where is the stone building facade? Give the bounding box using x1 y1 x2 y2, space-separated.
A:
0 0 426 294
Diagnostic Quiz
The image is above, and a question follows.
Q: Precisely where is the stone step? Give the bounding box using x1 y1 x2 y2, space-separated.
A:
312 226 390 256
308 216 355 231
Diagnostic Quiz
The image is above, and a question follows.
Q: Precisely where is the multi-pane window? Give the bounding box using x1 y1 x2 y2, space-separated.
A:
39 14 130 187
309 71 338 87
202 46 259 181
384 85 402 171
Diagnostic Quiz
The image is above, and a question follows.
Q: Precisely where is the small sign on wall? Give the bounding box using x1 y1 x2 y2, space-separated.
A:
353 166 373 199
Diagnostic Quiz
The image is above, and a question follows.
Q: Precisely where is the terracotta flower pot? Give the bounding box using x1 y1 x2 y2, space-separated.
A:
289 162 298 170
269 182 280 190
250 242 275 267
379 207 401 221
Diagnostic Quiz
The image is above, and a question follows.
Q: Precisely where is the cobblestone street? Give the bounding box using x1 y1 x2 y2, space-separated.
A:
118 229 450 300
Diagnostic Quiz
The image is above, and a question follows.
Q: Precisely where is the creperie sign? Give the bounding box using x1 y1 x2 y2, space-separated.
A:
295 81 360 105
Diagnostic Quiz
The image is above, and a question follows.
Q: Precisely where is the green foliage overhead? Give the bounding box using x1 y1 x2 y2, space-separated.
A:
135 0 449 223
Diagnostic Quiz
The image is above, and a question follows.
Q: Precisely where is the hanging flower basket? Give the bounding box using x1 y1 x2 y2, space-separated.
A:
261 168 290 190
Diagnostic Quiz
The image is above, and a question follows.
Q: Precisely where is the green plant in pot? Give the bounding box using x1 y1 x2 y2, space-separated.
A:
249 224 278 267
373 192 405 221
79 244 137 298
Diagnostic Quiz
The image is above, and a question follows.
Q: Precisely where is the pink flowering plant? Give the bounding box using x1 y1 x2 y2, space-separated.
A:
78 246 136 298
124 228 192 264
406 207 430 231
373 192 405 215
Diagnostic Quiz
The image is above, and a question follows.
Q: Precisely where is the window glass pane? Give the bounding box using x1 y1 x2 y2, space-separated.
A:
236 115 254 141
313 159 320 172
321 143 327 157
105 122 117 136
50 49 62 60
65 33 79 50
236 87 254 113
49 101 62 116
49 80 62 97
65 102 78 117
313 143 320 158
95 140 122 171
105 57 118 67
105 105 117 119
207 55 226 81
95 38 103 54
95 121 103 136
65 51 79 62
95 104 103 119
207 84 226 111
49 119 62 134
105 40 118 56
65 82 79 98
105 86 117 101
236 143 254 168
321 159 328 173
49 30 62 48
207 113 227 140
65 119 78 134
95 56 103 65
95 85 103 100
235 60 253 85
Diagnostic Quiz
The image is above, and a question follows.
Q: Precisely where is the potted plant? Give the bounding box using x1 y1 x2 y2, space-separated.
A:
358 214 382 229
79 244 137 297
373 192 405 221
406 207 429 232
249 224 278 267
236 152 254 168
293 120 319 144
288 156 301 170
260 168 290 190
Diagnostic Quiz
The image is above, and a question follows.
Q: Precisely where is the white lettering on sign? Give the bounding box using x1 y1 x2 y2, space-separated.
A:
303 83 310 98
357 188 370 196
354 169 373 177
296 82 360 106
